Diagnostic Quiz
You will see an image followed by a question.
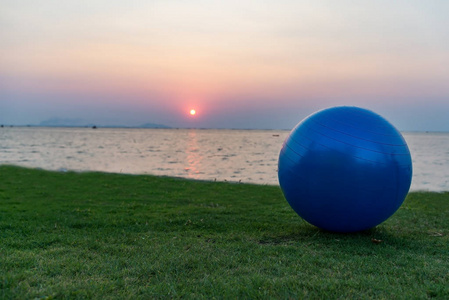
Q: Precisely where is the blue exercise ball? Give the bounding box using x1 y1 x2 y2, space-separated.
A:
278 106 412 232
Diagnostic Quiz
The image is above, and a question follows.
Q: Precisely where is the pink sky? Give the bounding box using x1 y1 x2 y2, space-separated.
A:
1 1 449 130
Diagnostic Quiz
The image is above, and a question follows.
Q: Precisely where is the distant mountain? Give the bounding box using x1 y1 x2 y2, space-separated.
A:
139 123 171 129
37 118 170 128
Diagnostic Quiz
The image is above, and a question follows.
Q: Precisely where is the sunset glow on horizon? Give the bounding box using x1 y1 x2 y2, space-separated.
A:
1 1 449 131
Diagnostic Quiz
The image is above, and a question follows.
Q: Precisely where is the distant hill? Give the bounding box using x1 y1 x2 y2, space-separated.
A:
38 118 170 128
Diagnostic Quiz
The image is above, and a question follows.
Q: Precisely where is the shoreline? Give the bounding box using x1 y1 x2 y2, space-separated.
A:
2 164 449 193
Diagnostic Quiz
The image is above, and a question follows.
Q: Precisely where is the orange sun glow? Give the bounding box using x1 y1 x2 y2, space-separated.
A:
189 109 196 116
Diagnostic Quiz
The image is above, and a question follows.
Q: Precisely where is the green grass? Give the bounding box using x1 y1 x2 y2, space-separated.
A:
1 165 448 299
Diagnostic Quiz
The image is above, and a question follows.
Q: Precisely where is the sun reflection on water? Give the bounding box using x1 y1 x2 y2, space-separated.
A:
184 130 204 179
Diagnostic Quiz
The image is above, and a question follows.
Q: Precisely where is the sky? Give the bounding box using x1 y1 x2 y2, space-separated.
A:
1 0 449 130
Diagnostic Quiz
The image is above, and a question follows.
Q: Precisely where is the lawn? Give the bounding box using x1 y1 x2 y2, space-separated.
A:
1 165 448 299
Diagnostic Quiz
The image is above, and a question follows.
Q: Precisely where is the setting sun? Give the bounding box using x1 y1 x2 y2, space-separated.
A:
190 109 196 116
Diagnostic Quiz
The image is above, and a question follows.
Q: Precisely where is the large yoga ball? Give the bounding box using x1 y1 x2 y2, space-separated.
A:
278 106 412 232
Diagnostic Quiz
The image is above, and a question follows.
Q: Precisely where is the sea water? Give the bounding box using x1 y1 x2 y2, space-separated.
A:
0 127 448 192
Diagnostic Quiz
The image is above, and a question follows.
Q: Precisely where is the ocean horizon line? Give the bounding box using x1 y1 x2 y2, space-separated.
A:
1 124 449 134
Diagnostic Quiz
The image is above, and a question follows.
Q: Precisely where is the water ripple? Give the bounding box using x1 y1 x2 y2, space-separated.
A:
0 127 448 191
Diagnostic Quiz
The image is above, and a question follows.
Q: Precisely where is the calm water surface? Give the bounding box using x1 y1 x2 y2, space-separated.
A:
1 127 448 191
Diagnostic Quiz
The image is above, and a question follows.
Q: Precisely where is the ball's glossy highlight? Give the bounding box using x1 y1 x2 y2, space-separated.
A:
278 106 412 232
